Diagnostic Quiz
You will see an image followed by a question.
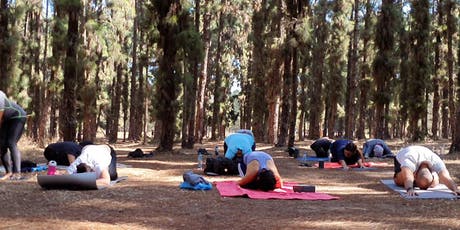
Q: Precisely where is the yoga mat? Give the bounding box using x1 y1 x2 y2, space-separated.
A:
381 179 458 200
215 181 339 200
38 172 97 190
315 162 389 169
37 173 127 190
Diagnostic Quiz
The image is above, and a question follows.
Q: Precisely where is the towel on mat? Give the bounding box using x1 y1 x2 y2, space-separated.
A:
215 181 339 200
315 162 389 169
381 179 458 200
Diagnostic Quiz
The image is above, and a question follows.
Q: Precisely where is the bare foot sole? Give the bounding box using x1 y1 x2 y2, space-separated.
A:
0 173 13 180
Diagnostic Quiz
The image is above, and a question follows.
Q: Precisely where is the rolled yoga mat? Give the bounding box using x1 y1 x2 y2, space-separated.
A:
37 172 98 190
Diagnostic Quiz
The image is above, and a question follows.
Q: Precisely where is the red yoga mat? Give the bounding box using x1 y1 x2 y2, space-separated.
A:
314 162 389 169
215 181 339 200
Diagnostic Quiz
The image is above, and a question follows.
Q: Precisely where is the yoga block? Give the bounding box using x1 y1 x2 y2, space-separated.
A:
318 161 324 169
293 185 316 193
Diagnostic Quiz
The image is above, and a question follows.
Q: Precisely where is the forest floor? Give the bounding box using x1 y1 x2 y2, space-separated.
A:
1 138 460 229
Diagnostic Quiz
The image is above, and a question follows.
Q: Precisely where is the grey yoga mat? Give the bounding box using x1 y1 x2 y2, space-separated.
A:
381 179 458 200
38 172 98 190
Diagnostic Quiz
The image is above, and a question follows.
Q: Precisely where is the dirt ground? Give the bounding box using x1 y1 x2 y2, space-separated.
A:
1 138 460 230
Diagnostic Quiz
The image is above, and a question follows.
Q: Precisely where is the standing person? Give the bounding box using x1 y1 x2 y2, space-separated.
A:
0 90 27 180
310 137 333 158
66 144 118 187
362 139 393 158
238 151 282 191
330 139 365 170
394 145 460 196
43 141 93 166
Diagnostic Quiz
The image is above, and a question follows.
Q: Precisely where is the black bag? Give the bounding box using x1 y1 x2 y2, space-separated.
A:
127 148 154 158
21 160 38 172
204 156 239 175
128 148 145 158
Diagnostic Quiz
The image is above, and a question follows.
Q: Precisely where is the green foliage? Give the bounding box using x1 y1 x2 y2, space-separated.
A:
177 28 204 61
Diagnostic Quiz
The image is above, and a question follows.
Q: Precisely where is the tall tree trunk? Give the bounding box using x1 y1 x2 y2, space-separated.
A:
431 0 443 140
49 2 66 139
345 0 359 139
449 0 459 152
397 1 410 139
154 0 183 151
39 0 51 147
108 62 123 143
356 0 373 139
60 4 81 141
211 0 226 140
373 0 396 139
122 63 129 142
129 0 140 141
194 0 212 143
266 45 283 144
408 0 430 141
250 0 267 143
288 49 298 148
298 68 307 141
308 0 327 139
277 51 291 147
446 0 455 139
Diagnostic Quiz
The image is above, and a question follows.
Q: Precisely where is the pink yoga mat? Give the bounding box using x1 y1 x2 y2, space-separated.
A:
215 181 339 200
315 162 389 169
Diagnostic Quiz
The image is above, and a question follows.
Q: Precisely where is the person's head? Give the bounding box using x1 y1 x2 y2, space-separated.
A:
373 144 384 157
76 163 92 173
344 142 358 158
254 169 276 191
415 166 434 190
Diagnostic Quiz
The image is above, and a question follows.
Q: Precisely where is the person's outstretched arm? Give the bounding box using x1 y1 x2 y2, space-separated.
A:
238 163 258 186
400 167 417 196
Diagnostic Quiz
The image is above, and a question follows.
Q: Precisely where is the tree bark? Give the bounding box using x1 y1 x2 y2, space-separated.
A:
61 4 80 141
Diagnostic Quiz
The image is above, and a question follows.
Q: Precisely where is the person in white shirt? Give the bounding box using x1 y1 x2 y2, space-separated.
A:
66 144 118 187
394 145 459 196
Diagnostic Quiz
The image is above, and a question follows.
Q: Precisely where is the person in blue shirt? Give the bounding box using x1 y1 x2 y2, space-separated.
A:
310 137 333 158
223 131 255 160
0 90 27 180
330 139 365 170
362 139 393 158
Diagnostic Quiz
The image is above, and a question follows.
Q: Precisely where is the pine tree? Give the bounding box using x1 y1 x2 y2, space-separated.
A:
407 0 431 141
373 0 397 139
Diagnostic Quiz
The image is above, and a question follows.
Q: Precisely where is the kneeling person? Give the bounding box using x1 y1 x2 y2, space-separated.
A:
394 145 459 196
330 139 365 170
66 144 118 187
44 141 92 166
363 139 393 158
310 137 333 158
238 151 282 191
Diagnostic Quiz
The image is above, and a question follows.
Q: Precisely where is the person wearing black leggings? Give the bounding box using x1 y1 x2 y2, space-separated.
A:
0 90 27 180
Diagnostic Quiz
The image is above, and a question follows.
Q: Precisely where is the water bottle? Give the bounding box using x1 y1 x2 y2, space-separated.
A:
47 160 57 175
197 152 203 169
303 152 307 163
215 146 219 156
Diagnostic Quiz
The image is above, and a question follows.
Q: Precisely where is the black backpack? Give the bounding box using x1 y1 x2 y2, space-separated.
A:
204 156 239 175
